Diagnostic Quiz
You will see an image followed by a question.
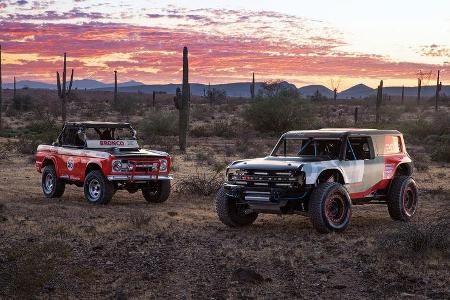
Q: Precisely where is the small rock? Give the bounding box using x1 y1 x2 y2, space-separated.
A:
316 267 330 274
400 293 416 298
167 211 178 217
0 216 7 222
231 268 264 284
333 284 347 290
106 261 114 265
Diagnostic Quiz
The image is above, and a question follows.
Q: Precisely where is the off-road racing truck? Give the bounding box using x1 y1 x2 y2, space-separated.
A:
216 129 418 233
35 122 172 204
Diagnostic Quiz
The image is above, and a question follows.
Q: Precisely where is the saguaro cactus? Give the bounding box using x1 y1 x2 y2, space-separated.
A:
435 70 442 111
375 80 383 124
417 78 422 104
333 88 337 101
13 76 16 98
0 45 2 130
56 52 74 123
401 85 405 105
176 47 190 151
114 70 118 104
250 72 255 99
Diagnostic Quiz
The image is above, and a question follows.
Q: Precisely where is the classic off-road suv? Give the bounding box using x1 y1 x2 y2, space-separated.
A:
35 122 172 204
216 129 418 233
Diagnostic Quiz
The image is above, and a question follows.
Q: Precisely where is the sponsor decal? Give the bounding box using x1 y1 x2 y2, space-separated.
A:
384 135 401 154
67 158 75 171
86 140 139 149
384 163 395 179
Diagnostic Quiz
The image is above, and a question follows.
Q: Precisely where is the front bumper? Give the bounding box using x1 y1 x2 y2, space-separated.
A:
107 175 172 181
224 183 310 213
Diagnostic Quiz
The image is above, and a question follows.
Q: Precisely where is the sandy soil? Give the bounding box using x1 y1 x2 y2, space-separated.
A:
0 153 449 299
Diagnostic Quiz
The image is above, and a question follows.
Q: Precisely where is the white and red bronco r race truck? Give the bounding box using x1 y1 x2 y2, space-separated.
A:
216 128 418 233
35 121 172 204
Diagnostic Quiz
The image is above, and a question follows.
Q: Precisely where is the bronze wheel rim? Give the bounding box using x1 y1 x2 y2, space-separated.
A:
325 192 346 225
403 185 417 217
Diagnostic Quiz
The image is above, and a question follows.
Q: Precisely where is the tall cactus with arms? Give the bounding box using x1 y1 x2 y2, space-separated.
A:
56 52 74 123
175 47 190 152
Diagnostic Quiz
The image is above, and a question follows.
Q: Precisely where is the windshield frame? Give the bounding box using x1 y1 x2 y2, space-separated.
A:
270 137 344 159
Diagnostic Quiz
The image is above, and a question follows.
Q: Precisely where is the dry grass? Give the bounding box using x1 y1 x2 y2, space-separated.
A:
0 89 449 298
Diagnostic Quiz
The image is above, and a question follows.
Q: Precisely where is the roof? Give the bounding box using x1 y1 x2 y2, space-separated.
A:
64 121 132 128
283 128 401 138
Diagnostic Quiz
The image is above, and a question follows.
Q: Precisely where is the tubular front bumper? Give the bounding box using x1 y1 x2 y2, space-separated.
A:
223 183 310 213
107 175 172 181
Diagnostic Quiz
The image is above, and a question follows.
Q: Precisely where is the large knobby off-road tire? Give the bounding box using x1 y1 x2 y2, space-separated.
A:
41 165 65 198
142 180 171 203
387 176 418 221
83 170 114 205
215 187 258 227
309 182 352 233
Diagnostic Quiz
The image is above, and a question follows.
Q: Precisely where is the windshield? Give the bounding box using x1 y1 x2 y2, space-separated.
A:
85 127 136 140
272 138 342 159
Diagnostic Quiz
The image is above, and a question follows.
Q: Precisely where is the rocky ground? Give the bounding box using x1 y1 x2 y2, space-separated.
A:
0 154 449 299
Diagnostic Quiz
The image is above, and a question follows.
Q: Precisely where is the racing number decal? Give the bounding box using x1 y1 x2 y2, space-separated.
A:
67 157 75 171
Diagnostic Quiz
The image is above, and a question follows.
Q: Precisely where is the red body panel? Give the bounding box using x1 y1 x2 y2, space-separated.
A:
35 145 171 183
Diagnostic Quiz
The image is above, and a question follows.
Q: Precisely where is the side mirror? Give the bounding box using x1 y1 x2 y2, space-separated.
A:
52 141 59 146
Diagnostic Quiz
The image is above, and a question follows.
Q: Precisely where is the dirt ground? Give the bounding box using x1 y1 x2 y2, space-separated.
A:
0 152 449 299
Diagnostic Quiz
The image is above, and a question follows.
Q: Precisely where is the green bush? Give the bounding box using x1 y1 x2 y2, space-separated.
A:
139 111 178 139
242 98 313 134
12 94 33 111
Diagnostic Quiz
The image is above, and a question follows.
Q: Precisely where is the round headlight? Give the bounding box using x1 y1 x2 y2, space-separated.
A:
112 160 122 172
159 159 168 172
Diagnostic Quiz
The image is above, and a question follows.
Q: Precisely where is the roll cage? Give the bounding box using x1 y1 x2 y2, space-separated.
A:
271 134 376 161
55 122 138 149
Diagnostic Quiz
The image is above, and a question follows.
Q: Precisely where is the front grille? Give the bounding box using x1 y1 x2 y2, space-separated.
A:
229 170 301 188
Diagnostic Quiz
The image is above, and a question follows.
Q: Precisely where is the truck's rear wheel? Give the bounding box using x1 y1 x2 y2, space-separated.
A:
42 165 65 198
84 170 114 205
142 180 171 203
215 187 258 227
309 182 352 233
387 176 418 221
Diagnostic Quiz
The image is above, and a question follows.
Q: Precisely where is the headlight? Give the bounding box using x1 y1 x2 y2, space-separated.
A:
159 159 168 172
112 160 133 172
112 160 122 172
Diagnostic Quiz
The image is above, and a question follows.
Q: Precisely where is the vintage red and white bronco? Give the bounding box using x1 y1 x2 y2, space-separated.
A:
35 122 171 204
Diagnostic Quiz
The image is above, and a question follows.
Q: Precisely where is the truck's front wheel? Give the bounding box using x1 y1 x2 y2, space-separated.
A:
215 187 258 227
142 180 171 203
42 165 65 198
309 182 352 233
84 170 114 205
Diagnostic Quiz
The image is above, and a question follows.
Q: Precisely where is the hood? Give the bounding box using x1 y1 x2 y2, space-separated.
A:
110 148 168 158
229 156 332 171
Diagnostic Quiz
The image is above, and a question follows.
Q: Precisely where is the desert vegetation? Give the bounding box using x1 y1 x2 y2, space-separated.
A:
0 79 449 298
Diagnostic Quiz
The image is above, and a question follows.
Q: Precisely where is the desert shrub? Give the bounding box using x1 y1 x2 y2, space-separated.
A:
139 111 178 139
428 135 450 162
379 219 450 258
12 94 33 111
191 104 213 122
409 150 430 171
189 124 212 137
212 120 236 138
175 170 223 196
112 94 142 116
129 212 151 229
242 98 312 134
16 121 60 154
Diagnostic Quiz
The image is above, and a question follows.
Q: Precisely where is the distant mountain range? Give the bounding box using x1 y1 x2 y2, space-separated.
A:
3 79 144 90
3 79 448 99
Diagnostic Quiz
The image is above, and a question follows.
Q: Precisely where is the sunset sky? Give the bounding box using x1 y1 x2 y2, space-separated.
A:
0 0 449 89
